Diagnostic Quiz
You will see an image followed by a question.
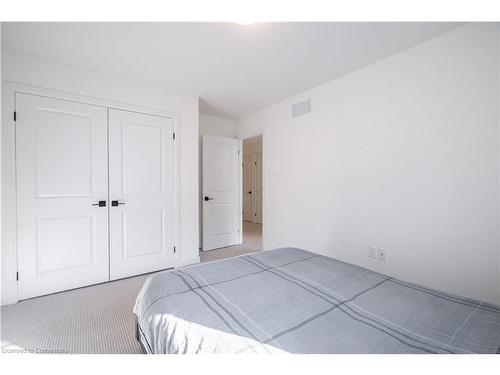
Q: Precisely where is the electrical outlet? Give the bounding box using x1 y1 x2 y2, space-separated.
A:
368 246 377 259
377 248 386 261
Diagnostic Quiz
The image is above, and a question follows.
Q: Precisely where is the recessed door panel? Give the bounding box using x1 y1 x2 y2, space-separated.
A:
109 109 175 280
16 93 109 300
122 121 163 195
210 204 233 235
123 209 164 259
35 109 93 197
36 215 95 273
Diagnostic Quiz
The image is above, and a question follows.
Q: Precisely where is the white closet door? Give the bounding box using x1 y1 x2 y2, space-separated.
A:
16 93 109 300
108 109 175 280
202 135 241 251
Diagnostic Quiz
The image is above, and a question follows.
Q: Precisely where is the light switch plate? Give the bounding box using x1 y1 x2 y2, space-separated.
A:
368 246 377 259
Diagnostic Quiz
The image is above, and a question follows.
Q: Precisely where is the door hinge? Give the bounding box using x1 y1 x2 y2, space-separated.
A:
173 246 176 254
16 272 19 281
173 132 176 140
238 150 240 155
13 111 17 122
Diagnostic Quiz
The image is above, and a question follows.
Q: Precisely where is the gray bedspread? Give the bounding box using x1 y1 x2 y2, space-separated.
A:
134 248 500 354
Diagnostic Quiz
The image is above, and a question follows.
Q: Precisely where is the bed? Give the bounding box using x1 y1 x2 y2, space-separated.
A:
133 247 500 354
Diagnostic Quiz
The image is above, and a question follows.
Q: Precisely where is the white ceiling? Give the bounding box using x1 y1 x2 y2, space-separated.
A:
2 22 461 118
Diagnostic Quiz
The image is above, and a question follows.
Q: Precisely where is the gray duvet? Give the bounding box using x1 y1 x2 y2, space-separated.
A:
134 248 500 354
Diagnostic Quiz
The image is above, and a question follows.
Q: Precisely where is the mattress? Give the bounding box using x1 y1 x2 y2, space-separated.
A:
133 248 500 354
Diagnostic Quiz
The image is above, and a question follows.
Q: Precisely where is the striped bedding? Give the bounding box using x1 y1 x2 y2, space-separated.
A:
134 248 500 354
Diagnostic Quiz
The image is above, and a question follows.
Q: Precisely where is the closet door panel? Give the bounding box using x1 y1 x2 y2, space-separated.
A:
108 109 175 280
16 93 109 300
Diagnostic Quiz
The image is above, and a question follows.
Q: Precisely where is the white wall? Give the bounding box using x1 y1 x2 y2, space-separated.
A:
0 24 3 305
237 23 500 305
198 113 237 247
200 113 238 139
1 49 200 304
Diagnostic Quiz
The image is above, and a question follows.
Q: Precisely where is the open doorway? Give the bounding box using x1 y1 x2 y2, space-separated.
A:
242 135 263 250
199 134 263 263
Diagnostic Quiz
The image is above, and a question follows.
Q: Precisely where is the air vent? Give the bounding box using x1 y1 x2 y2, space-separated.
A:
292 98 311 118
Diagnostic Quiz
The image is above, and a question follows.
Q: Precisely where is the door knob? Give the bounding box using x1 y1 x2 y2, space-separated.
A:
248 191 252 194
204 196 214 201
111 200 126 207
91 200 106 207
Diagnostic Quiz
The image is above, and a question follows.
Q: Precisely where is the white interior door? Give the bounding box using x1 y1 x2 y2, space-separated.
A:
16 93 109 300
108 109 175 280
202 135 241 251
254 152 263 224
242 154 253 222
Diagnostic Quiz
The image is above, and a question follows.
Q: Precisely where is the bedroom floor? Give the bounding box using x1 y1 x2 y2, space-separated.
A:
199 221 262 262
1 273 147 354
0 224 262 354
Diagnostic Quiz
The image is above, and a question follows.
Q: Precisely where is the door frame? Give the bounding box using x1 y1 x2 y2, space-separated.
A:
1 81 181 305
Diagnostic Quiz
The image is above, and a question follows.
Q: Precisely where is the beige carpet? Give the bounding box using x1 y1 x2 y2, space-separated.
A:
1 274 148 354
1 224 262 354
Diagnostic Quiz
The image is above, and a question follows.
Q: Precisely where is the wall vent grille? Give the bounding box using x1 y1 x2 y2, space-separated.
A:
292 98 311 118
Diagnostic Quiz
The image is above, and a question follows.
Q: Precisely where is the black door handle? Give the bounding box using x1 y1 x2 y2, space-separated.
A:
248 191 252 194
92 200 106 207
111 200 126 207
204 196 214 201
